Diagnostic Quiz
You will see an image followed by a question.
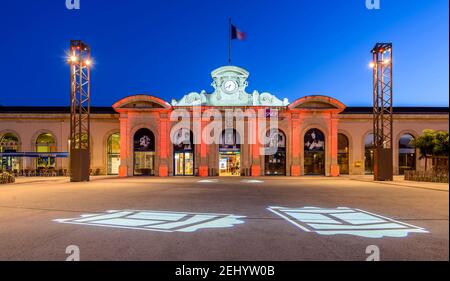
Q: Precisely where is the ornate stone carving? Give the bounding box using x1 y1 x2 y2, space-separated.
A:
172 91 207 106
172 66 289 107
258 92 289 106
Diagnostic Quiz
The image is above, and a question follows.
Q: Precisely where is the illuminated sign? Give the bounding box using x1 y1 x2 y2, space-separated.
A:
219 158 227 169
265 108 279 118
54 210 245 233
134 128 155 152
268 206 428 238
139 136 151 148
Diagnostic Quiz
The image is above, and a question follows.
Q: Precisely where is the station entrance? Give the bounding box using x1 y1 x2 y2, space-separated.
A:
219 129 241 177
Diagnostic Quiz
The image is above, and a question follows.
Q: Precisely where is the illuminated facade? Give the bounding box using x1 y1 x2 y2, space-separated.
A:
0 66 448 177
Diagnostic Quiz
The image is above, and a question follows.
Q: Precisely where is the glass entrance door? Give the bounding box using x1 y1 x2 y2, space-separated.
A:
173 128 194 176
364 149 374 175
265 150 286 176
133 128 155 176
107 154 120 175
134 152 155 176
219 152 241 176
304 151 325 175
175 152 194 176
264 129 287 176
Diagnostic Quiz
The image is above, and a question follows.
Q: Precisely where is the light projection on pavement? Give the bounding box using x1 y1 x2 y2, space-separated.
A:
197 179 219 183
241 180 264 184
54 210 245 233
267 206 429 238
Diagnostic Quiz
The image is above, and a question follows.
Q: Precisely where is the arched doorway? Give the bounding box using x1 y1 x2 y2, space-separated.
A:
173 128 194 176
219 129 241 176
338 133 350 175
264 129 286 176
0 133 20 171
364 133 375 175
107 133 120 175
399 134 416 175
304 129 325 175
133 128 155 176
36 133 56 170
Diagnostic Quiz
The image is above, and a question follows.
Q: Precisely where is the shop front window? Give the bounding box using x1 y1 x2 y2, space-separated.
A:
36 133 56 169
173 129 194 176
264 129 286 176
338 133 350 175
133 129 155 176
0 133 20 171
219 129 241 176
365 133 375 175
107 133 120 175
398 134 416 175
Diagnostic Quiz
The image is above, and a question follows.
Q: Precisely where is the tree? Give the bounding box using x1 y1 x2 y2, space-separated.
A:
433 131 449 157
412 130 449 171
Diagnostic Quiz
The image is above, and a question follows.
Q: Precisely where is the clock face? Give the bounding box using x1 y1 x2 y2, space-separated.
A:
222 80 238 94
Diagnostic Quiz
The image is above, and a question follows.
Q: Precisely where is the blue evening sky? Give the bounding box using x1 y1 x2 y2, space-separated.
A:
0 0 448 107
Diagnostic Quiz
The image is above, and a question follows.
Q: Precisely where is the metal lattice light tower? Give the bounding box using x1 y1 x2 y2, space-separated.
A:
68 40 91 182
371 43 393 181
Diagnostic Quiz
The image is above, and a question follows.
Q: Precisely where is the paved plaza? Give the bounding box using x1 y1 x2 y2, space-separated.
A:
0 177 448 261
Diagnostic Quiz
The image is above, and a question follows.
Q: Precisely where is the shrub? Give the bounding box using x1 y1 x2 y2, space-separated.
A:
405 170 448 183
0 172 15 184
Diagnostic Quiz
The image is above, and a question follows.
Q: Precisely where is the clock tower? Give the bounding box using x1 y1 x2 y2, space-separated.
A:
209 66 251 106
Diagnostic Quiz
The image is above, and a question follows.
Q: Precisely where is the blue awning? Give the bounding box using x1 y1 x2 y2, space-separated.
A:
0 152 69 158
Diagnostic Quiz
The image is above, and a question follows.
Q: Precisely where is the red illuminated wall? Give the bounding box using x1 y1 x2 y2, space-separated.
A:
113 95 345 177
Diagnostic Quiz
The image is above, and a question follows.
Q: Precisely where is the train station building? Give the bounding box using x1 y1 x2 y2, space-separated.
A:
0 66 448 177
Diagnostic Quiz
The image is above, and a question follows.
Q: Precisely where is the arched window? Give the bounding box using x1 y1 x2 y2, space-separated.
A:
36 133 57 169
107 133 120 175
304 129 325 175
173 129 194 176
0 133 20 171
265 129 287 176
133 128 155 176
364 133 375 175
219 129 241 176
398 134 416 175
338 133 350 175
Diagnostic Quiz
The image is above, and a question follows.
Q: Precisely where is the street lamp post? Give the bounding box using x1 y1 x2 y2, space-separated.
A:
68 40 91 182
370 43 394 181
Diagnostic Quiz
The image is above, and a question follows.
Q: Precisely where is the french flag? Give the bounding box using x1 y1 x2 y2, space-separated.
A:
231 24 247 41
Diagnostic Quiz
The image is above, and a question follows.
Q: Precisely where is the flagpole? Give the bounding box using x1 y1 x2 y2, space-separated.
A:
228 18 232 65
